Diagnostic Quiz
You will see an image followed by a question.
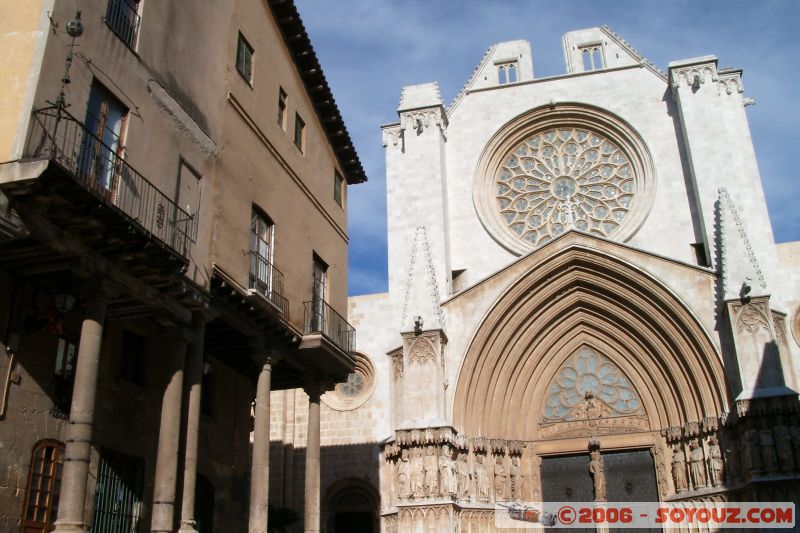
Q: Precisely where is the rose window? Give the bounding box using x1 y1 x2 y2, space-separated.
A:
495 127 636 247
336 371 366 398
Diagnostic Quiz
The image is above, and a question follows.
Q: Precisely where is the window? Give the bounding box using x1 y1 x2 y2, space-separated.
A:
334 172 344 207
21 440 65 532
580 45 604 71
80 82 128 197
248 209 275 298
120 330 146 387
311 255 328 331
236 32 254 83
91 449 144 533
277 88 288 130
691 242 709 267
105 0 141 49
294 113 305 152
312 255 328 304
497 62 518 85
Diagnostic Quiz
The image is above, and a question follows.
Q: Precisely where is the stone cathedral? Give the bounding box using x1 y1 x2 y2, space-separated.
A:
268 27 800 531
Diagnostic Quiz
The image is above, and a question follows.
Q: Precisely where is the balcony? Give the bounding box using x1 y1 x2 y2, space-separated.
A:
10 107 196 261
0 193 24 240
105 0 141 49
247 250 288 315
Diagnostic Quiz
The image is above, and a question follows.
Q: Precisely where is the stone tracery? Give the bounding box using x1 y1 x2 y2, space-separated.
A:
496 127 636 246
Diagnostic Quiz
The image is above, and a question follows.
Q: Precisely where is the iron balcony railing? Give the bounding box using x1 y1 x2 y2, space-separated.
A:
247 251 288 314
25 107 196 259
0 193 23 233
105 0 141 49
303 299 356 355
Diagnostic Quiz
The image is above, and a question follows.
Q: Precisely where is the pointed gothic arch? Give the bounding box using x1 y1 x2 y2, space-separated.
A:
452 239 730 441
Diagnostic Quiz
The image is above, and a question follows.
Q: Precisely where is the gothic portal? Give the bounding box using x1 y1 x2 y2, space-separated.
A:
268 27 800 532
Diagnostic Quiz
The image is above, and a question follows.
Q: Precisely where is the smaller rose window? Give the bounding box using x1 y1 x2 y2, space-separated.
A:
495 127 637 247
322 352 376 411
336 372 366 398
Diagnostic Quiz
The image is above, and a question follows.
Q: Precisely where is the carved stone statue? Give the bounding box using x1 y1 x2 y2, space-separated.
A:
772 418 795 472
724 439 741 482
494 456 506 500
689 440 706 489
707 436 724 487
588 449 606 502
439 445 458 496
424 445 439 497
475 454 490 502
742 423 762 476
457 452 471 499
759 421 778 474
398 449 411 499
671 445 688 493
510 456 524 500
410 448 425 498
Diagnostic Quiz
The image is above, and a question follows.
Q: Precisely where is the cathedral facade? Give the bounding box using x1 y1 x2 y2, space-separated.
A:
268 27 800 531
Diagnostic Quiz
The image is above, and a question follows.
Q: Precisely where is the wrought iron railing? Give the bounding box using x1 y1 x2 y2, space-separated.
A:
105 0 141 49
24 107 196 259
0 192 23 232
247 251 288 314
303 299 356 354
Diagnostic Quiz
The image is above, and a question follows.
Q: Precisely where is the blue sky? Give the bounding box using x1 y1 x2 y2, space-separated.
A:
294 1 800 296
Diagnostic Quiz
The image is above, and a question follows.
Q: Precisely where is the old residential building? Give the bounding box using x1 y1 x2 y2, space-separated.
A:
268 28 800 531
0 1 364 532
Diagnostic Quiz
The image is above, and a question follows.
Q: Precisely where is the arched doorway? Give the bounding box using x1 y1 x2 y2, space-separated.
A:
451 241 729 505
324 478 379 533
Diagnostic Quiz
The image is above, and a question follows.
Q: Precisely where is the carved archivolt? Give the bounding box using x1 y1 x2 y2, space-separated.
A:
452 239 726 439
792 305 800 347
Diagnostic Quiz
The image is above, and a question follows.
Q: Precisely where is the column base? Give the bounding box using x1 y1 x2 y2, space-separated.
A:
53 521 88 532
178 522 199 533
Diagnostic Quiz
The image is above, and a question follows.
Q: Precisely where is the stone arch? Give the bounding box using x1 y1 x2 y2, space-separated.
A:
452 241 729 441
323 477 379 533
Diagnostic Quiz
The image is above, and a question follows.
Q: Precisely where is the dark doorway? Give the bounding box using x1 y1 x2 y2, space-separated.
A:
324 478 378 533
541 454 594 533
334 512 373 533
604 449 660 533
541 453 594 502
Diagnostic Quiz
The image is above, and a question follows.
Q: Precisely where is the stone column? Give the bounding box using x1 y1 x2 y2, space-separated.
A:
150 330 189 533
53 297 106 533
248 356 273 533
304 385 323 533
178 318 207 533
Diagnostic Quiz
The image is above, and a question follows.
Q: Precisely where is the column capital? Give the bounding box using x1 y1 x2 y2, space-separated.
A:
303 379 334 402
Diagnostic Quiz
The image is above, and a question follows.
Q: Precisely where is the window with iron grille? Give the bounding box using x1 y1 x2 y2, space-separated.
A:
91 449 145 533
236 32 254 83
105 0 141 49
21 440 65 532
249 209 274 297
